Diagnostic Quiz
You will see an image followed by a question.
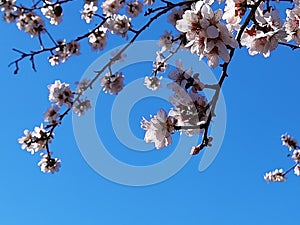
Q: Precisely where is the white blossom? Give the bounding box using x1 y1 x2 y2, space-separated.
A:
38 152 61 174
264 169 286 182
105 14 131 37
44 105 60 124
89 26 108 51
153 52 167 73
100 72 124 94
284 6 300 45
176 1 237 68
126 1 143 17
281 133 298 150
48 80 74 108
73 99 91 116
158 31 174 52
81 2 98 23
76 79 90 94
294 165 300 176
292 150 300 163
141 109 176 149
48 40 80 65
16 12 45 37
41 0 63 25
144 76 162 91
101 0 124 15
0 0 15 12
143 0 155 5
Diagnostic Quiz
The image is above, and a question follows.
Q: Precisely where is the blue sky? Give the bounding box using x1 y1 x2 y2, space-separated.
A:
1 1 300 225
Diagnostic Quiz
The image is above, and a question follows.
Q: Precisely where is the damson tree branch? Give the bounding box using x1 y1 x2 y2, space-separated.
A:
41 0 195 156
9 18 108 74
196 0 264 151
279 42 300 50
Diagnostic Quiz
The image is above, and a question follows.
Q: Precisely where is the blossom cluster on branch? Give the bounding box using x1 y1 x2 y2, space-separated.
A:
4 0 298 179
264 134 300 182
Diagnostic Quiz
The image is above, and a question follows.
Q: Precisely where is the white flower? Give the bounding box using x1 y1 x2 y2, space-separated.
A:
168 7 186 26
41 0 63 25
75 79 90 94
143 0 155 5
44 105 60 124
144 76 162 91
223 0 246 31
32 124 53 150
101 0 124 15
48 80 74 108
281 133 298 150
294 165 300 176
48 40 80 65
16 12 45 37
292 150 300 163
141 109 175 149
81 2 98 23
0 0 16 12
153 52 167 73
73 99 91 116
105 14 131 37
38 152 61 174
18 129 37 154
100 72 124 94
284 6 300 45
88 26 108 51
264 169 286 182
158 31 174 52
126 1 143 17
176 1 237 68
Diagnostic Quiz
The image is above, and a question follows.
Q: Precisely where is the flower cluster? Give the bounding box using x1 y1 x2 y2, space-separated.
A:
81 1 98 23
100 71 124 94
176 1 238 67
16 12 45 37
105 14 131 37
88 26 108 51
264 134 300 182
48 40 80 66
41 0 63 25
141 109 176 149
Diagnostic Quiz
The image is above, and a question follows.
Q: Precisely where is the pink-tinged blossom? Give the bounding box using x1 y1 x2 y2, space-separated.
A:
153 52 167 73
284 6 300 45
281 133 298 150
81 2 98 23
73 99 91 116
292 150 300 163
76 79 90 94
48 80 74 108
241 7 286 57
105 14 131 37
48 40 80 65
264 169 286 182
144 76 162 91
158 31 174 52
41 0 63 25
38 152 61 174
88 26 108 51
101 0 124 15
44 105 60 124
126 1 143 18
0 0 15 12
100 72 124 94
176 1 237 67
141 109 176 149
16 12 45 37
168 7 186 26
223 0 247 31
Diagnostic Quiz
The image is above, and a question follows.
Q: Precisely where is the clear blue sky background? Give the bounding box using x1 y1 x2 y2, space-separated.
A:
1 1 300 225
